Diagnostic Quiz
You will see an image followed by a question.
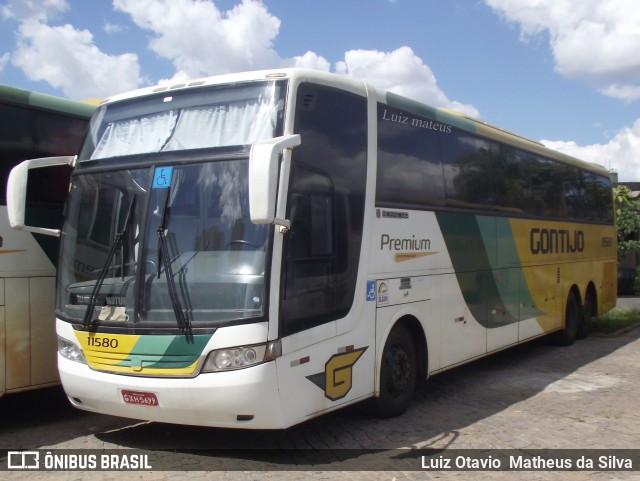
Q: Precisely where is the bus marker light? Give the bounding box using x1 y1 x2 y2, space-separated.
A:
290 356 309 367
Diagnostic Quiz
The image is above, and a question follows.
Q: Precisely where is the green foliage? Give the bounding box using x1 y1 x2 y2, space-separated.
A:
591 307 640 334
634 266 640 294
613 185 640 259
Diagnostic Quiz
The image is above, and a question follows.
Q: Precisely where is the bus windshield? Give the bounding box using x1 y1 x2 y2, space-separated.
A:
58 80 286 330
57 161 269 330
81 80 285 160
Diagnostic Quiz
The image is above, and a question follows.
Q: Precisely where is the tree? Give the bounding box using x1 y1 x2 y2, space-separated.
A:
614 185 640 293
614 185 640 259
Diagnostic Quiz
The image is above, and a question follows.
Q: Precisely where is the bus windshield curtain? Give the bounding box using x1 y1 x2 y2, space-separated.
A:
91 98 277 159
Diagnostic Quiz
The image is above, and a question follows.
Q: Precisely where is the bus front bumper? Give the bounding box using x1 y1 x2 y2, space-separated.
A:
58 355 285 429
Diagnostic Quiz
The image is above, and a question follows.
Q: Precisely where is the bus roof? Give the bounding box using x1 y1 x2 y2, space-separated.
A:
98 68 610 178
0 84 96 118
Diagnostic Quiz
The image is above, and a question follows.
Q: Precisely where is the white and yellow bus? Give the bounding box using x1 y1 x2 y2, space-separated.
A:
0 85 94 398
7 69 616 427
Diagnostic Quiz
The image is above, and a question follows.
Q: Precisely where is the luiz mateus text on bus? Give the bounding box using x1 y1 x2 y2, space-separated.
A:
7 69 616 428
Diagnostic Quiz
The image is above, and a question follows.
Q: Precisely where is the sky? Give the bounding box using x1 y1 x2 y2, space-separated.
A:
1 0 639 180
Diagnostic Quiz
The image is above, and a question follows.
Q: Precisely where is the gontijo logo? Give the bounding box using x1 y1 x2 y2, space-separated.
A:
307 346 368 401
530 228 584 254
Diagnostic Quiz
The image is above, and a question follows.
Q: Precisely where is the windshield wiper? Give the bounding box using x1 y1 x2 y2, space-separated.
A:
82 195 137 329
156 188 192 338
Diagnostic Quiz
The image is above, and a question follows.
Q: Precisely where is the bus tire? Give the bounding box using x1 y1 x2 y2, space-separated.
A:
577 287 596 339
553 291 580 346
372 324 416 418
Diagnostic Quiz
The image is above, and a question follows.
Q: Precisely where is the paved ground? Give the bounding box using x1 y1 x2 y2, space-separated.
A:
615 296 640 309
1 306 639 480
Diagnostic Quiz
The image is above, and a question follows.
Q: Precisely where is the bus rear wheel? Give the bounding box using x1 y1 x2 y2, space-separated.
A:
553 291 580 346
577 288 597 339
372 324 416 418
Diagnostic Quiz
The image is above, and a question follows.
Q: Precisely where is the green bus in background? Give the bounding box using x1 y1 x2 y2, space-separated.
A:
0 85 95 397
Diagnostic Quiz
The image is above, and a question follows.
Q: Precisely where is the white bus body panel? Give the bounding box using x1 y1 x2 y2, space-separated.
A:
275 319 376 427
59 355 283 429
370 208 551 375
0 206 58 397
57 320 286 429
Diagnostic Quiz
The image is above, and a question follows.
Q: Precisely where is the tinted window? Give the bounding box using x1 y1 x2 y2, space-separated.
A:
582 171 614 223
0 104 87 204
441 131 499 210
377 104 445 207
492 147 527 214
375 112 612 224
280 84 367 336
522 152 564 217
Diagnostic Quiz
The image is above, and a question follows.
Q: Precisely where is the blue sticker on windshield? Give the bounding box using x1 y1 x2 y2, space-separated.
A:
153 166 173 189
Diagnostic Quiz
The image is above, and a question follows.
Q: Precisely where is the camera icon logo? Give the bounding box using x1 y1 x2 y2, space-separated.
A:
7 451 39 469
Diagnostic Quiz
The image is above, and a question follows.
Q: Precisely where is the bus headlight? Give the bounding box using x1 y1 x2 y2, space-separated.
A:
58 336 87 364
202 340 281 372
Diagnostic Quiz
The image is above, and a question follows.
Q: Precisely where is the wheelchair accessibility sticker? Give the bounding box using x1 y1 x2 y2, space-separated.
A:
366 281 376 302
152 166 173 189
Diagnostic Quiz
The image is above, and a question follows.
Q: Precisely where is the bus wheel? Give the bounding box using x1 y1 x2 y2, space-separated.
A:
553 291 580 346
577 288 596 340
373 324 416 418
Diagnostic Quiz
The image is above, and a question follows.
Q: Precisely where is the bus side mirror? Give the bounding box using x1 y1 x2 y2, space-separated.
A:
248 134 301 230
7 155 76 237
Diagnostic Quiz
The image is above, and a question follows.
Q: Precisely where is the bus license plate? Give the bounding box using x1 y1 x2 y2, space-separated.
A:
121 390 159 406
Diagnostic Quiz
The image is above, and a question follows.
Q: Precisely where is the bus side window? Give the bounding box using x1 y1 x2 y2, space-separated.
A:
282 167 336 331
376 104 445 209
280 83 367 337
287 193 312 259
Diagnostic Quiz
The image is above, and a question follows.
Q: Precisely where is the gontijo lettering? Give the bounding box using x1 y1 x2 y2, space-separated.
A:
530 228 584 254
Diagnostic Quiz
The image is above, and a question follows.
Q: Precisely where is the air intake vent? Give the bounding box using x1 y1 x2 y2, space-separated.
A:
301 91 317 110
